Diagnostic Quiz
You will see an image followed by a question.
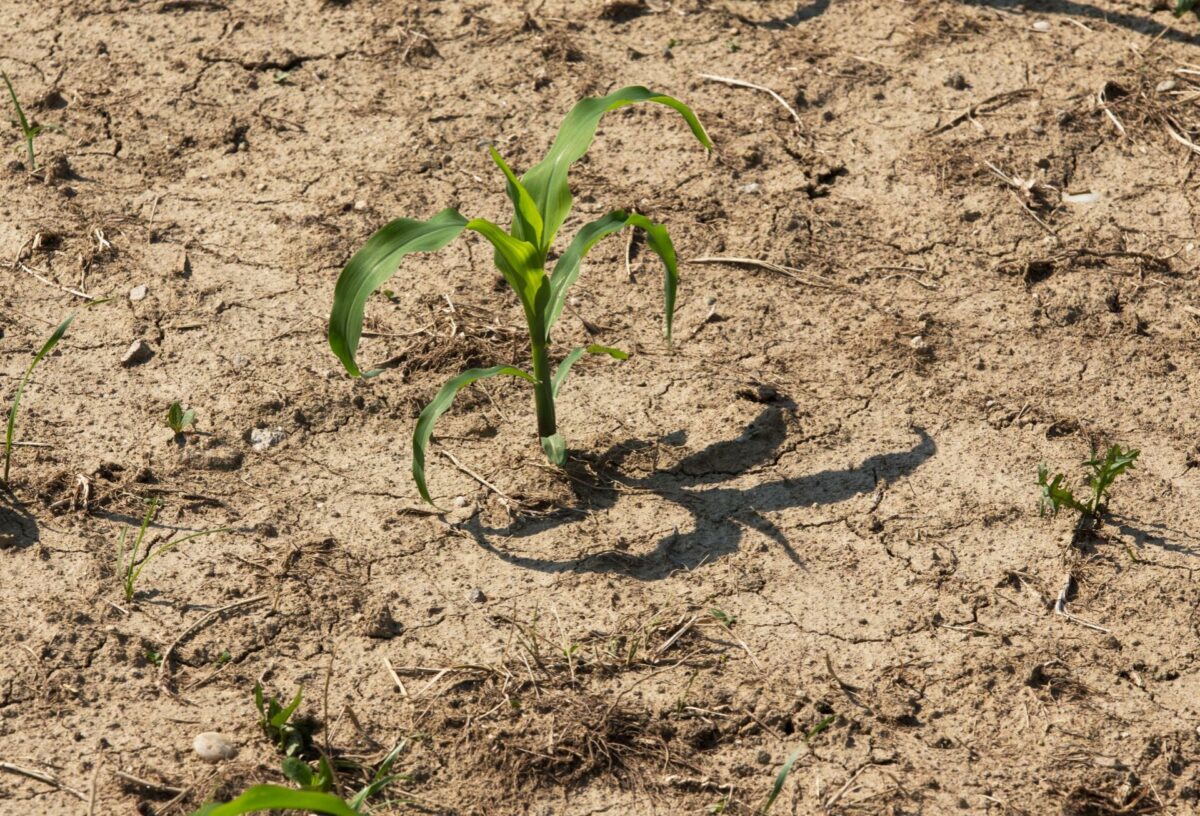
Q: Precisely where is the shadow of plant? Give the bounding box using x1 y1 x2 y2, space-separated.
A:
462 396 936 580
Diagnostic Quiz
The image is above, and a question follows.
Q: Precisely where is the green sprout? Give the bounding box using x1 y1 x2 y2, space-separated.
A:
115 497 229 601
167 401 197 434
1176 0 1197 17
1037 444 1140 518
2 71 43 171
759 715 835 814
4 313 74 487
254 682 305 755
327 86 711 506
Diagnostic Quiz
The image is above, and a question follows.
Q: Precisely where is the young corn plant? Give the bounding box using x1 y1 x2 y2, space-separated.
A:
254 682 306 755
1037 444 1140 519
2 71 43 171
328 86 711 506
3 313 74 487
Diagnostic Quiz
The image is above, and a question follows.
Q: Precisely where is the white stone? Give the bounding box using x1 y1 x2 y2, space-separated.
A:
193 732 237 763
1156 79 1177 93
250 427 286 452
128 284 148 302
120 340 153 367
1032 20 1051 31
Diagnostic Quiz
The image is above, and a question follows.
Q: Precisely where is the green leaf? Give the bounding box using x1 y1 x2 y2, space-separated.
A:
463 218 547 332
413 365 536 507
488 146 544 249
759 715 834 814
2 70 35 170
540 432 566 466
270 688 303 729
545 210 680 343
552 344 628 398
280 757 314 788
4 313 75 484
188 785 361 816
328 208 469 378
521 86 711 251
1086 444 1139 512
1176 0 1197 17
1037 464 1087 517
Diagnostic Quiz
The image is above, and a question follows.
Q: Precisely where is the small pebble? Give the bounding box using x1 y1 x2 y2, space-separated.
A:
353 199 368 212
945 72 968 91
193 732 237 763
250 427 286 452
1156 79 1177 93
128 284 148 302
452 495 468 508
469 587 487 604
120 340 154 367
737 182 761 194
1031 19 1051 31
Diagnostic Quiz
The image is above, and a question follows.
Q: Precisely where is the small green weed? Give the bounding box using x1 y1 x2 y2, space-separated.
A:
254 682 306 755
115 498 228 602
328 86 711 506
1037 444 1140 518
2 71 43 171
759 714 836 814
167 401 197 434
3 313 74 487
1176 0 1197 16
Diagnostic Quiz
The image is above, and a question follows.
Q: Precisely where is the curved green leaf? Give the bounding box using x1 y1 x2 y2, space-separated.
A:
328 208 469 378
545 210 680 343
552 345 628 398
190 785 360 816
540 433 566 466
4 312 75 484
414 365 536 507
489 146 544 249
521 86 711 251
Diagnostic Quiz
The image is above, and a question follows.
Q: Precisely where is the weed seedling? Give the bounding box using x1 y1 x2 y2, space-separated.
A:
759 714 835 814
254 682 306 755
2 71 44 171
3 314 74 487
167 401 197 434
115 498 228 602
328 87 711 506
1037 444 1140 519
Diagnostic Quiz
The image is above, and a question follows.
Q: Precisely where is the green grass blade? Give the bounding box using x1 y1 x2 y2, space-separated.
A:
521 86 711 251
2 71 35 170
759 715 835 814
4 313 75 484
271 688 303 729
545 211 679 343
328 208 469 378
552 345 628 398
413 365 536 507
488 146 543 249
189 785 361 816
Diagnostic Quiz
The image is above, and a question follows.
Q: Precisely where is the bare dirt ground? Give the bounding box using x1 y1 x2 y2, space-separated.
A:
3 0 1200 813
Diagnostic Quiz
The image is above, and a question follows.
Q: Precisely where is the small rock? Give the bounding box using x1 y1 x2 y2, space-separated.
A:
1156 79 1177 93
175 250 191 278
755 750 771 765
193 732 237 763
353 199 368 212
250 427 286 452
909 335 927 350
42 155 71 183
468 587 487 604
1031 19 1051 31
128 284 148 302
120 340 154 367
945 72 969 91
452 495 468 508
737 182 761 194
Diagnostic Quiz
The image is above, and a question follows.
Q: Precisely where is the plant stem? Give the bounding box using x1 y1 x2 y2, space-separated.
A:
530 340 557 439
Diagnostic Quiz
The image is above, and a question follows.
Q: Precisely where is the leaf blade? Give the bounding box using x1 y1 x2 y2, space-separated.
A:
488 146 544 248
328 208 469 378
413 365 536 507
521 87 711 250
189 785 361 816
4 313 74 484
552 344 628 398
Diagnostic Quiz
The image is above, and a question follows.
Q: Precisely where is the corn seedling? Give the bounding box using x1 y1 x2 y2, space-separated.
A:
4 313 74 487
167 401 197 434
328 86 711 506
115 498 229 602
254 682 306 755
1037 444 1140 519
759 714 835 814
2 71 43 171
